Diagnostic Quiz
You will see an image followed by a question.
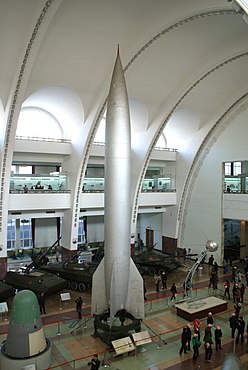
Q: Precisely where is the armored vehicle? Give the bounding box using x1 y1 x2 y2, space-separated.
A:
0 281 15 302
38 259 96 292
4 270 67 295
132 249 179 276
4 238 67 295
29 239 97 292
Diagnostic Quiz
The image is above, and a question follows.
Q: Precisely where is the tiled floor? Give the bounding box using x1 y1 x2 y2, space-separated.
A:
0 258 248 369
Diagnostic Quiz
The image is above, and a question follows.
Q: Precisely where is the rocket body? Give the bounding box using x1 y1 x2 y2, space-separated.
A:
91 50 144 320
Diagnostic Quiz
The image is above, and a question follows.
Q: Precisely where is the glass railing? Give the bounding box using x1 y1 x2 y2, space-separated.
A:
9 175 176 193
82 177 176 192
9 174 68 193
224 175 248 193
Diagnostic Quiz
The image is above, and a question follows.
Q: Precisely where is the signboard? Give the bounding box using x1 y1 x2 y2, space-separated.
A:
132 331 152 346
111 336 135 355
60 292 71 301
20 365 36 370
0 302 8 313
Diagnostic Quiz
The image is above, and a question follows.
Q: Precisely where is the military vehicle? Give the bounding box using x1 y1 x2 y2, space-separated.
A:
19 239 97 292
4 270 67 295
132 248 179 276
0 281 15 302
37 255 96 292
4 238 67 295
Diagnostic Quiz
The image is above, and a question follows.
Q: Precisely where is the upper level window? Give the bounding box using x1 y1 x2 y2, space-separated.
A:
17 107 63 139
11 165 32 174
224 161 241 176
233 161 241 176
224 162 231 176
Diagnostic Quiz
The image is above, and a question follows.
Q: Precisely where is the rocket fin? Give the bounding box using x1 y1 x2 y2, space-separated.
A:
125 258 145 319
91 258 108 315
108 258 145 321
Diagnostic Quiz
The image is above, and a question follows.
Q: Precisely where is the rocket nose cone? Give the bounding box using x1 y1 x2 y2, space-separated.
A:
10 289 41 324
4 290 47 358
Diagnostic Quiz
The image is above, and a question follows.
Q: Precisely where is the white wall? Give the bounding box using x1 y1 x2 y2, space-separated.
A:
35 218 58 247
137 213 163 250
87 215 104 243
182 102 248 264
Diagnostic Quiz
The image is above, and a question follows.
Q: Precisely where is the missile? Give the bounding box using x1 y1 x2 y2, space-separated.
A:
221 353 243 370
91 48 144 321
0 289 52 369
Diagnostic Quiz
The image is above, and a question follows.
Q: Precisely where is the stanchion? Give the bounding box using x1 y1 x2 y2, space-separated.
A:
83 315 87 329
164 297 168 307
156 336 162 350
149 300 153 311
57 321 61 336
102 349 110 367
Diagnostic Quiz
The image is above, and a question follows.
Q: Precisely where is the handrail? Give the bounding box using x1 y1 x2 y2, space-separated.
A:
9 190 71 194
15 135 71 143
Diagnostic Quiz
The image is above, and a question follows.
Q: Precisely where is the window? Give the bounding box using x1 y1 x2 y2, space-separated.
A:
11 165 32 174
78 217 86 244
20 219 33 248
233 161 241 176
224 162 231 176
7 219 16 250
224 161 241 176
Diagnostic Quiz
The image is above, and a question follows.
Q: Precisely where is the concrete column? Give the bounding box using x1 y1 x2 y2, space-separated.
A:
240 220 248 259
15 219 21 251
61 247 77 263
0 257 7 280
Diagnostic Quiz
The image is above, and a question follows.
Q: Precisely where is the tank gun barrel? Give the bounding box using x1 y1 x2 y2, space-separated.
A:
26 237 62 272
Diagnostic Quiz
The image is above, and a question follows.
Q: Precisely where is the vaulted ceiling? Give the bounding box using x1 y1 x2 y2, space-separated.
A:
1 0 248 146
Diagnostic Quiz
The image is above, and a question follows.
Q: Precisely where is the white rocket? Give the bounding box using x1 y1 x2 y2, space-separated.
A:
91 48 144 321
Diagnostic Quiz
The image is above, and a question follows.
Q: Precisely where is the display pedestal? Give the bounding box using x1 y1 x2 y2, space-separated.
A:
175 296 228 321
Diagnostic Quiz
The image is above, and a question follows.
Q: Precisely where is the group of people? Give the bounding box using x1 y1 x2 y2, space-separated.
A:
179 310 247 364
153 271 168 292
153 273 179 300
23 181 53 192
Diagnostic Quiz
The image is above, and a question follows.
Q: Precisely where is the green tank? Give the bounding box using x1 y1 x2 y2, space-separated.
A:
0 281 15 302
132 249 180 276
38 260 96 292
4 270 67 295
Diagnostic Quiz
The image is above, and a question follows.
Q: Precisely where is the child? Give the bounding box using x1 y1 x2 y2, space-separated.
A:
204 341 213 363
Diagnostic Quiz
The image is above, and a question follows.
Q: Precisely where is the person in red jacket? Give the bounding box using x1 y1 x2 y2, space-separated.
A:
224 280 230 299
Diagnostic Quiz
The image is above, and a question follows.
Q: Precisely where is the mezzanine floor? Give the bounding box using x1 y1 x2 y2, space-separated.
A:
0 259 248 370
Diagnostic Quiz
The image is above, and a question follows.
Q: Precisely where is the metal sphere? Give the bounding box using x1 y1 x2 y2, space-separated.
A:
205 240 218 252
